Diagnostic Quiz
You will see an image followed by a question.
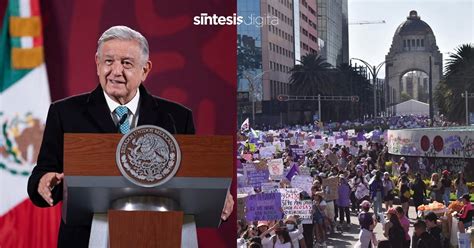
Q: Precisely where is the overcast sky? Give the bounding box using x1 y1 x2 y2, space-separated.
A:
348 0 474 77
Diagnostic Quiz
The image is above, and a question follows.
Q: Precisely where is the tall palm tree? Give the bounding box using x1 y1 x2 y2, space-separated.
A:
288 52 333 123
289 52 333 96
435 44 474 122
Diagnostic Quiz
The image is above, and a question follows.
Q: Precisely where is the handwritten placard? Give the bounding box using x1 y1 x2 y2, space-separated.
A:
347 129 356 137
291 175 313 195
291 147 305 161
328 137 336 145
244 163 269 188
238 187 255 195
279 188 313 224
261 182 280 193
268 158 284 180
322 176 339 201
242 153 253 162
245 193 283 221
259 146 276 159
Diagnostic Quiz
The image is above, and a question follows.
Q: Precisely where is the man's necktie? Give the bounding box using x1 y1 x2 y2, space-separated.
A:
115 106 130 134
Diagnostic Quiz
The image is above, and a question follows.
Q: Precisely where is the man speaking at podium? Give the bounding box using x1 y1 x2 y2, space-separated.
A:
27 26 233 247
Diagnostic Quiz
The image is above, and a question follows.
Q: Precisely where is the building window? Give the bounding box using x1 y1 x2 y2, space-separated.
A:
421 39 424 47
412 39 415 47
416 39 420 47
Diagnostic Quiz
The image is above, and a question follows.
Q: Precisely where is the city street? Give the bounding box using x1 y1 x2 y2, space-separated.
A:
326 205 417 247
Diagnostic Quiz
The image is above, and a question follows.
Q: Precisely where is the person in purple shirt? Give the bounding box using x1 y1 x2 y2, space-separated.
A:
337 174 352 228
395 206 411 248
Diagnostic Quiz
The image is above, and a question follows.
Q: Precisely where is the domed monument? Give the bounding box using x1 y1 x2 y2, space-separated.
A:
385 10 442 114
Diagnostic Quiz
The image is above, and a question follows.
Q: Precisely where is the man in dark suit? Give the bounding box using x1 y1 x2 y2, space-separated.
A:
27 26 232 247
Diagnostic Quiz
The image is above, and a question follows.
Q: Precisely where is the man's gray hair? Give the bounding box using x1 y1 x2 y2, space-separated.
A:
97 25 149 64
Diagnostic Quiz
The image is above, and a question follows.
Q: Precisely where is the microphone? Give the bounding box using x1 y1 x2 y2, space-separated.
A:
167 113 177 134
117 113 128 132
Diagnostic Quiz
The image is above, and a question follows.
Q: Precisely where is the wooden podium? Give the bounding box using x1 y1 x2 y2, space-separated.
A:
62 134 233 248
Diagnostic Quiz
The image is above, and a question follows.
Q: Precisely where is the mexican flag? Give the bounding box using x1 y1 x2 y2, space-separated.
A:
0 0 61 247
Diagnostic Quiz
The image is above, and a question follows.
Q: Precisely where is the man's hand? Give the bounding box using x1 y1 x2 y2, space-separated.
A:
38 172 64 206
221 190 234 221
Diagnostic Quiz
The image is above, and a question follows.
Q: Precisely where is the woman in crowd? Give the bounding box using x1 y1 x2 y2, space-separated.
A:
273 227 294 248
369 171 384 215
355 200 377 248
429 173 443 203
383 208 405 248
312 193 327 247
411 173 427 218
352 168 369 212
284 215 306 248
337 174 351 229
454 171 468 199
382 172 395 211
399 175 411 218
395 207 411 248
440 170 452 207
456 193 473 233
257 221 274 248
237 224 258 248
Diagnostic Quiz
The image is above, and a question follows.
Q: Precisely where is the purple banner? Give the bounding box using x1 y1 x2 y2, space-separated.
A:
245 164 270 188
245 193 283 221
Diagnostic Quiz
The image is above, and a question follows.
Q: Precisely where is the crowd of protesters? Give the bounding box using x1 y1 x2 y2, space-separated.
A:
254 114 459 132
237 124 472 248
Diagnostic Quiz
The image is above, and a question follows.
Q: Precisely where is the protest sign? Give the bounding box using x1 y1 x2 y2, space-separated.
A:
347 129 356 137
244 163 269 188
238 187 255 195
271 141 282 151
245 193 283 221
268 159 284 180
291 147 305 157
261 182 280 193
242 153 253 161
259 146 276 159
291 175 313 195
237 173 246 187
279 188 313 224
322 176 339 201
249 143 257 152
314 139 324 150
327 136 336 145
336 138 344 146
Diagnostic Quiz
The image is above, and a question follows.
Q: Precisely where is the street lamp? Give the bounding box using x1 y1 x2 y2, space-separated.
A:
350 58 387 118
243 70 269 125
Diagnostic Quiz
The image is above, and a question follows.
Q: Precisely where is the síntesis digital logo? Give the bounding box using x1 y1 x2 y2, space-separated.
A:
193 13 279 27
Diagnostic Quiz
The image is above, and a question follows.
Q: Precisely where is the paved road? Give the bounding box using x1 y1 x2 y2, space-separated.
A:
324 204 418 248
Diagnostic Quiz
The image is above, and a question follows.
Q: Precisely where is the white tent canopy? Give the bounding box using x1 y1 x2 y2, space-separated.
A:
394 99 429 115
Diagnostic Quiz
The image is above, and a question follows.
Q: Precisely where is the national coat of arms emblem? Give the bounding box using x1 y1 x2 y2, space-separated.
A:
116 125 181 187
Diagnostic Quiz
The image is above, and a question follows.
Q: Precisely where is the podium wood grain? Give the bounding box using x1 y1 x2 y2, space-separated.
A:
108 210 183 248
63 134 233 177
